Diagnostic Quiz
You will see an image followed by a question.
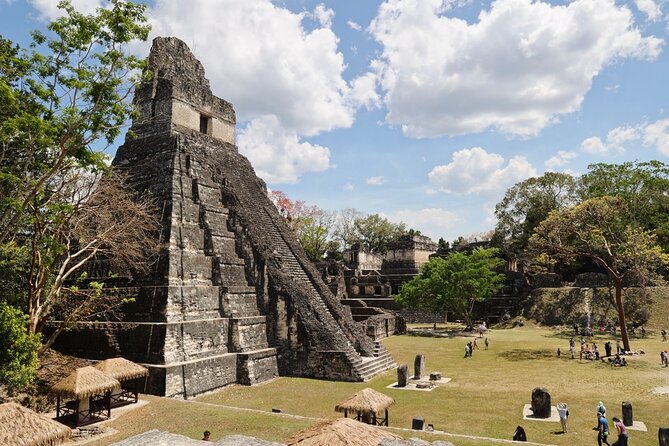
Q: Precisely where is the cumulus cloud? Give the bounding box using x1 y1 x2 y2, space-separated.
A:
581 125 640 155
366 176 386 185
387 208 462 240
634 0 663 21
643 119 669 156
237 116 331 184
347 20 362 31
427 147 537 195
545 150 577 171
28 0 101 20
369 0 663 138
142 0 377 183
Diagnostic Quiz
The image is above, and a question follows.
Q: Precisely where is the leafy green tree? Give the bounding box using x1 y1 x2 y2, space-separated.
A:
353 214 406 253
396 247 505 327
0 302 40 390
579 161 669 251
493 172 578 255
295 209 336 263
0 1 154 351
529 196 669 351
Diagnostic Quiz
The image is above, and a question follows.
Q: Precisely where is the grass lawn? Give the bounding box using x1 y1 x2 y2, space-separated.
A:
89 324 669 445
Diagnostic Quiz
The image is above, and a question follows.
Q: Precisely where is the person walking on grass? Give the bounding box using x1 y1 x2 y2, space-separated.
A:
598 412 611 446
485 337 489 350
612 417 629 446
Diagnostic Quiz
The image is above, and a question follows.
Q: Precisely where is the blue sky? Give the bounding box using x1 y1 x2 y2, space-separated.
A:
2 0 669 242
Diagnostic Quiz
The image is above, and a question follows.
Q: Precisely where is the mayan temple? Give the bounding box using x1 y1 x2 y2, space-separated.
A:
52 37 394 398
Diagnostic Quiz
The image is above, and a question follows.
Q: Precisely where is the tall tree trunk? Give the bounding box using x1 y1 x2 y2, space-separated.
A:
613 277 630 352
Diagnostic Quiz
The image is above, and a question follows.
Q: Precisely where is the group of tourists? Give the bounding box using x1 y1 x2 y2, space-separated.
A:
596 401 629 446
464 336 489 357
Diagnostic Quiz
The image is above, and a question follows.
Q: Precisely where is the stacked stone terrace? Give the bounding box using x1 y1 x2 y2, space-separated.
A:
53 37 393 397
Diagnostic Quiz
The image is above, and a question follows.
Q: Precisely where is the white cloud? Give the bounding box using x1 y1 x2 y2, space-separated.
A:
581 136 609 155
310 3 334 28
545 150 577 171
387 208 462 240
427 147 537 195
634 0 663 21
237 115 331 184
643 119 669 156
343 183 355 192
349 72 381 110
347 20 362 31
369 0 663 138
581 125 641 155
28 0 101 20
607 126 640 150
145 0 378 183
366 176 387 185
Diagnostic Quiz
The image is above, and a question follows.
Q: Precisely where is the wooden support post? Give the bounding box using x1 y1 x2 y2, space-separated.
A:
75 399 80 428
385 409 389 426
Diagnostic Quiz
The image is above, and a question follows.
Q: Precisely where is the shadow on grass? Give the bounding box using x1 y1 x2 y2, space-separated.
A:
406 328 472 338
499 348 555 361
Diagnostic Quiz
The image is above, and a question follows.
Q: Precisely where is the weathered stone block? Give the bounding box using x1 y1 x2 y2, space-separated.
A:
397 364 409 387
414 354 425 380
531 387 551 418
660 427 669 446
622 401 633 426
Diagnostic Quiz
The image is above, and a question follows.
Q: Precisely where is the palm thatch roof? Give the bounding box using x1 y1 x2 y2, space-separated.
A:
285 418 401 446
335 388 395 415
0 402 71 446
51 366 121 400
94 357 149 382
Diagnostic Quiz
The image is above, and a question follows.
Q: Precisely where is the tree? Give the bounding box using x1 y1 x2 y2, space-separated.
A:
0 302 40 391
268 190 336 261
395 247 505 327
295 207 336 263
493 172 578 255
333 208 362 251
353 214 406 253
529 196 669 351
0 1 154 352
579 161 669 252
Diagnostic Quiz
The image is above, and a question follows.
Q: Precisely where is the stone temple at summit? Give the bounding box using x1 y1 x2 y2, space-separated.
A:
53 37 395 398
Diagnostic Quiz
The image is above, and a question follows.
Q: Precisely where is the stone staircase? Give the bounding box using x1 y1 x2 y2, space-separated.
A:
344 341 396 381
254 206 395 380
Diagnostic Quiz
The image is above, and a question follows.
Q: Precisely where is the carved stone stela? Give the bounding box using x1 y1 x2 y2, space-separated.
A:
53 37 394 398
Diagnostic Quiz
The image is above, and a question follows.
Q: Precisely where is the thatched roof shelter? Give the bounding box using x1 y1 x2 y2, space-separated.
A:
0 402 71 446
335 388 395 416
286 418 401 446
94 357 148 382
51 366 121 400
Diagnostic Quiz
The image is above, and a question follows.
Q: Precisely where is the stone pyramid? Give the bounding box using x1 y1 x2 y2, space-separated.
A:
53 37 394 398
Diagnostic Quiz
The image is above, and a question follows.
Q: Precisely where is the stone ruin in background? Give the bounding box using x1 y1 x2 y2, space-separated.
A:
53 37 394 398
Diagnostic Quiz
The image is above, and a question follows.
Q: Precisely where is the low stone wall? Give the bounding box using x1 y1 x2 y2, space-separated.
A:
525 286 668 327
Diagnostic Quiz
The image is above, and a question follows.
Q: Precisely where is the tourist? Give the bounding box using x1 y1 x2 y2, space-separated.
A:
485 337 489 350
557 347 561 358
664 350 669 367
202 430 211 441
641 326 646 338
661 351 666 366
569 343 575 359
473 337 479 349
594 345 600 360
598 412 611 446
557 402 569 433
616 340 622 355
605 341 612 357
612 417 628 446
662 329 667 342
596 401 606 427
